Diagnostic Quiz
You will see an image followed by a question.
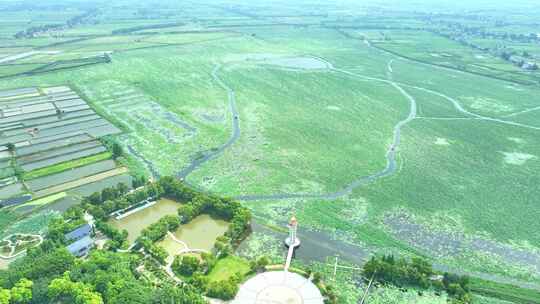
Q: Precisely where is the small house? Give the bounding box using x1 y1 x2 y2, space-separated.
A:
522 62 538 70
65 223 92 242
67 236 93 257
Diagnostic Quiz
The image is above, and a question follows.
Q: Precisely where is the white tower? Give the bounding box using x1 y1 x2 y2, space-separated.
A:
285 216 301 248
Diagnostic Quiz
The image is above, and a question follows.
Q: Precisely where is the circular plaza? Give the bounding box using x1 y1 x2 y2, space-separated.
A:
231 271 324 304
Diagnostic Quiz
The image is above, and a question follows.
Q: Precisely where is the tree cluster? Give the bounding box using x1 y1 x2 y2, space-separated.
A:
46 215 86 245
84 181 155 220
172 256 200 277
249 256 269 273
0 278 33 304
94 221 127 251
205 275 240 301
136 215 179 263
427 21 539 72
363 255 471 303
99 138 123 160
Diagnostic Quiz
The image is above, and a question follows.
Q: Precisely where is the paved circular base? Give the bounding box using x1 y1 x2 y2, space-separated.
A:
232 271 324 304
257 285 302 304
285 237 301 248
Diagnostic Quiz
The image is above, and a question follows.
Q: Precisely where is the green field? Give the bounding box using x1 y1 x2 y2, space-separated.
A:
1 0 540 302
205 255 251 282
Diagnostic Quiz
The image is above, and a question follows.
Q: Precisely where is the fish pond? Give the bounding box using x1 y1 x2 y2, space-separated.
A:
158 214 229 261
108 198 180 244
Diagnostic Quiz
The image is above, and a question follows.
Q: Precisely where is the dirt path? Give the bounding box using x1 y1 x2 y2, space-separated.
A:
502 105 540 118
403 84 540 131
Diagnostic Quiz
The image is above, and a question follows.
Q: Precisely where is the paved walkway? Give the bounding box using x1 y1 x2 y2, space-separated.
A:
285 245 294 271
232 271 324 304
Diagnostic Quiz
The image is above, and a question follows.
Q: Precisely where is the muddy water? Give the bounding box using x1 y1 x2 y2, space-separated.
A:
108 198 180 244
158 214 229 258
239 221 370 266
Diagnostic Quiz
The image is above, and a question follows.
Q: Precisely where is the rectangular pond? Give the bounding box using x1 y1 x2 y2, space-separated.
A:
107 198 180 244
158 214 229 261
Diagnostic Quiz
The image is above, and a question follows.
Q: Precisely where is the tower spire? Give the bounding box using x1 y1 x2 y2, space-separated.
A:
285 214 300 248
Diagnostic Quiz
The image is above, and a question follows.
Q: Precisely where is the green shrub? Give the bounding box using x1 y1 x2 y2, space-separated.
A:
206 276 239 300
172 256 200 277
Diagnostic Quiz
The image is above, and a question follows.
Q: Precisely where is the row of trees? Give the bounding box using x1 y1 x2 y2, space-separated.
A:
84 180 159 220
111 22 184 35
14 9 98 39
363 255 471 303
428 19 540 43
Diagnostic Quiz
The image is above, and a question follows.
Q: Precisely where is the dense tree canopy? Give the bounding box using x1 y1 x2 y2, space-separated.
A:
0 176 255 304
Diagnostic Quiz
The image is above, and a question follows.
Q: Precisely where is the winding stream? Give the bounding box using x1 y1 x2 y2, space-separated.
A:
177 64 240 179
164 33 540 291
236 62 418 201
176 56 539 202
237 85 416 200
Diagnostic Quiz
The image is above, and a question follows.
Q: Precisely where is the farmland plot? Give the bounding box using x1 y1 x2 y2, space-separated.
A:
34 167 128 198
18 140 102 164
0 87 38 99
28 131 90 146
0 183 24 200
3 115 102 137
0 86 127 203
0 88 120 146
26 160 116 191
21 146 107 171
